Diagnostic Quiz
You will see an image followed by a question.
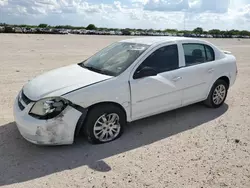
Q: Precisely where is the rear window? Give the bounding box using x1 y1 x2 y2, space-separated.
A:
183 43 215 66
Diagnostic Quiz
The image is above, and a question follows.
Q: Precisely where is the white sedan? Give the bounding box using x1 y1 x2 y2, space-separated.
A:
14 37 237 145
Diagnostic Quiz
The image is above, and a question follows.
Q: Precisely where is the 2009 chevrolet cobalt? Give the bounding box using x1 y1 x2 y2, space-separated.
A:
14 37 237 145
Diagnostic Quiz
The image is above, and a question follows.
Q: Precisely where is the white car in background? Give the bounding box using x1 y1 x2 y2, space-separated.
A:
14 37 237 145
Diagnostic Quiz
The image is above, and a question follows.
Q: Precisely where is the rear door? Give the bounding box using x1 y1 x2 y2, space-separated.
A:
180 43 216 105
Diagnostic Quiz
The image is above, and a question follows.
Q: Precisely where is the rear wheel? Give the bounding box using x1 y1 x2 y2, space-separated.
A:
83 104 126 144
204 79 228 108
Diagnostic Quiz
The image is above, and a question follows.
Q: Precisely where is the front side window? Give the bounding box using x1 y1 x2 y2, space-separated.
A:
135 44 179 75
183 43 215 66
78 42 149 76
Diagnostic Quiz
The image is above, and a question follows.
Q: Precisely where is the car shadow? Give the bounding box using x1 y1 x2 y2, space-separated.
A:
0 103 228 186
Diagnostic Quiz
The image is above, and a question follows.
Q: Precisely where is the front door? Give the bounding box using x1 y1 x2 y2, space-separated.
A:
129 44 183 120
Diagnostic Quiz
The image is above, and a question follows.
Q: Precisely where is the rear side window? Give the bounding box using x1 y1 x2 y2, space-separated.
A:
183 43 215 66
205 45 215 62
136 44 179 74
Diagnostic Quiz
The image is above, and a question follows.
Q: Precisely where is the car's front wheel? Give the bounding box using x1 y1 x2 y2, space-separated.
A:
83 104 126 144
204 79 228 108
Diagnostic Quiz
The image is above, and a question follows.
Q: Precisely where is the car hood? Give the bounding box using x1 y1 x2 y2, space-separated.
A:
23 64 112 101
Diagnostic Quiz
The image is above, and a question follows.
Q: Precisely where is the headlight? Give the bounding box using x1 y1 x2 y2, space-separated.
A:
29 97 69 119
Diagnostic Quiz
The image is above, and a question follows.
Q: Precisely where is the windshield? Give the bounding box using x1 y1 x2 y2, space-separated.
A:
78 42 149 76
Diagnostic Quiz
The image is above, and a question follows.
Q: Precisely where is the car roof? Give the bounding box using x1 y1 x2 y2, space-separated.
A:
120 37 204 46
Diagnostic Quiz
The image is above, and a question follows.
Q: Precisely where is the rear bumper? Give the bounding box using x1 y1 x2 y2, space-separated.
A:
13 96 82 145
229 71 237 88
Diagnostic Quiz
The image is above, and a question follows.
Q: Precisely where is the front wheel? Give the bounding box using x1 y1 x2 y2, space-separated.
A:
83 104 126 144
204 80 228 108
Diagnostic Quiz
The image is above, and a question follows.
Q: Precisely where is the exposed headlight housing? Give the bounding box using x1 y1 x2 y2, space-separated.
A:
29 97 69 119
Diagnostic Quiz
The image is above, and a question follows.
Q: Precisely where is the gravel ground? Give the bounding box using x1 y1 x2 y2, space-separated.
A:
0 34 249 188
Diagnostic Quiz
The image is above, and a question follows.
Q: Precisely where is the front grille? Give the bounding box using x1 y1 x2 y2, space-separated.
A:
21 91 32 105
17 90 33 111
18 100 25 110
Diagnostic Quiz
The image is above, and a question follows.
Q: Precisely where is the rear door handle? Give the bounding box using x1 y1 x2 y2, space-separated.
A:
208 68 215 73
172 76 182 82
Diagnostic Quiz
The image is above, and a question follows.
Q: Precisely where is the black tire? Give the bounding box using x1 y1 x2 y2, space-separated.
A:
204 79 229 108
83 104 126 144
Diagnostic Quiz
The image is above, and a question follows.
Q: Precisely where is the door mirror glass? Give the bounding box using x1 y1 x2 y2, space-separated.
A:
134 66 158 79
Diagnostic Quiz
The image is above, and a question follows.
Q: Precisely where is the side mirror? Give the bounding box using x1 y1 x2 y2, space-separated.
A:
134 66 158 79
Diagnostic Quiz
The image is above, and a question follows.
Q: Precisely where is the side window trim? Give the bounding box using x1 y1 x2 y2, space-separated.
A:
182 43 215 67
204 45 208 61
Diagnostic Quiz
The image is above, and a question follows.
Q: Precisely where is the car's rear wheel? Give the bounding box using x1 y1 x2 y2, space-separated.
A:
204 79 228 108
83 104 126 144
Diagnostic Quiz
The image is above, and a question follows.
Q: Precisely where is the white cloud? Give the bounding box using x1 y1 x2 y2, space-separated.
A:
199 0 230 13
113 1 123 11
0 0 250 31
143 0 230 13
0 0 8 6
144 0 189 12
189 0 201 9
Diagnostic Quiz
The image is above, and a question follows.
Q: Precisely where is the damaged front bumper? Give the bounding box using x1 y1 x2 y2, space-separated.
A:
13 96 83 145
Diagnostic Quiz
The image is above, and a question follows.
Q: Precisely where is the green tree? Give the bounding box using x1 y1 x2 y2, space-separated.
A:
98 27 108 31
86 24 97 30
179 30 191 34
19 24 30 28
239 30 250 36
230 29 240 35
122 28 131 35
164 29 178 33
38 23 48 28
110 28 119 31
208 29 221 35
54 25 75 29
193 27 203 34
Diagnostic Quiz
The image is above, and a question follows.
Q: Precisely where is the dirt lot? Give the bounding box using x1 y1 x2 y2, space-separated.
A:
0 34 249 188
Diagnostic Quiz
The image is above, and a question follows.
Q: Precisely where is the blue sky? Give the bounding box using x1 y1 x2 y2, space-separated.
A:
0 0 250 30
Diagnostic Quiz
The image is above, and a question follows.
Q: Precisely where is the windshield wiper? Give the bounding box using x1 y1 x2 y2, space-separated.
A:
79 63 113 76
84 65 102 73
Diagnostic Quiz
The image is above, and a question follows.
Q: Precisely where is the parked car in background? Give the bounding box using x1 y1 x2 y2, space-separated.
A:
109 31 115 35
115 30 122 35
14 27 22 33
0 26 4 32
14 37 237 146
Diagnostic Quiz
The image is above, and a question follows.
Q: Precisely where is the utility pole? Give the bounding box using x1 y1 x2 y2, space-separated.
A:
184 17 186 30
183 11 186 30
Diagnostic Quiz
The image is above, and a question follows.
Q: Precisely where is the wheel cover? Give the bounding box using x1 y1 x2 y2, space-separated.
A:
93 113 121 142
212 84 226 105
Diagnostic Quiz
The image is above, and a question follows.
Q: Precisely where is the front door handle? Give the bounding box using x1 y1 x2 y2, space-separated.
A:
208 68 215 73
172 76 182 82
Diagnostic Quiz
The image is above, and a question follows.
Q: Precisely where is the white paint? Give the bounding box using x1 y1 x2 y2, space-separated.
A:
14 37 237 145
13 95 82 145
23 64 112 101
